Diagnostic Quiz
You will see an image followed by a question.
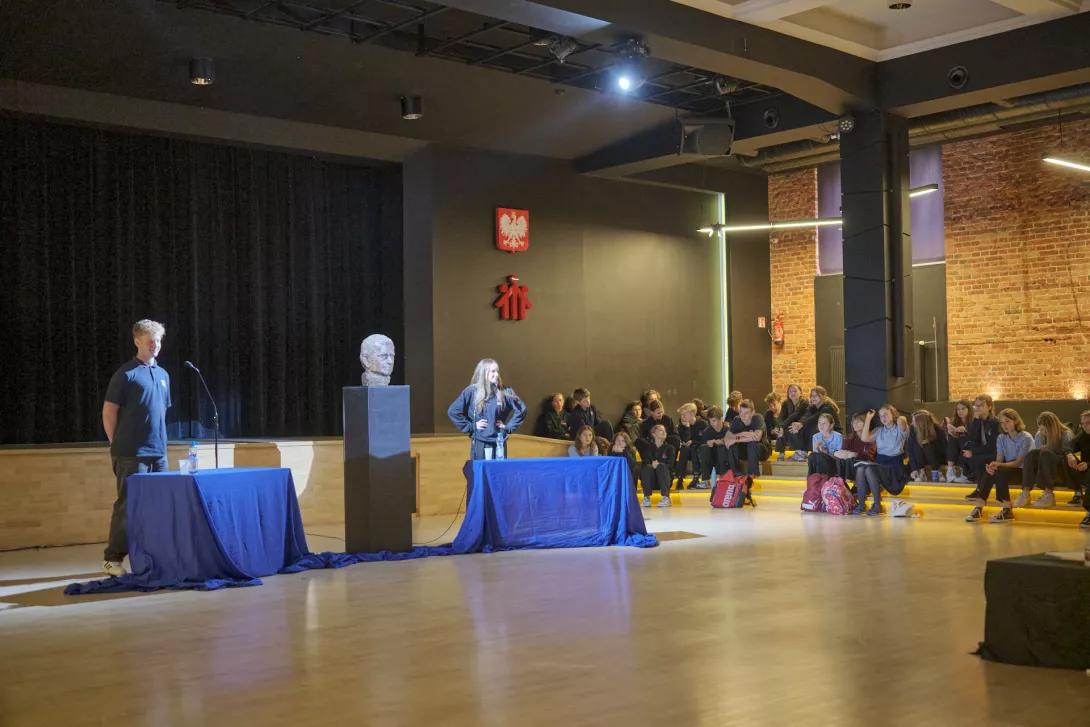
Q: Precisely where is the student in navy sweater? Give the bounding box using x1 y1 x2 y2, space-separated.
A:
616 401 643 445
447 358 527 460
609 431 639 487
535 393 569 440
954 395 999 484
641 424 676 508
567 388 611 440
695 406 731 489
675 402 707 488
773 384 809 461
726 399 771 477
636 400 680 475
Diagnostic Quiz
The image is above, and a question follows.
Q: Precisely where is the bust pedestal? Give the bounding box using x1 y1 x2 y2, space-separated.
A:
342 386 413 553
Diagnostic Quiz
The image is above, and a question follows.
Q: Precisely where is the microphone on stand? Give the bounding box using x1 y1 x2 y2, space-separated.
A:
184 360 219 469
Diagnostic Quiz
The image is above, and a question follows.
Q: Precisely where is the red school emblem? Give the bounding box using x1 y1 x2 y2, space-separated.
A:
494 275 532 321
496 208 529 253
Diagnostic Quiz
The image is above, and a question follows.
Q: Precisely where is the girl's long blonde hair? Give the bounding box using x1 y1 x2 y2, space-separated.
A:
1037 411 1070 452
469 358 504 414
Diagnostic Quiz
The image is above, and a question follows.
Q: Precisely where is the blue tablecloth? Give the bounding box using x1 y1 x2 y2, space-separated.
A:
451 456 657 551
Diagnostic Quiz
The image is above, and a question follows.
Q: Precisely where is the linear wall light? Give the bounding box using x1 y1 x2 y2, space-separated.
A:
909 183 939 197
698 218 842 236
1044 156 1090 173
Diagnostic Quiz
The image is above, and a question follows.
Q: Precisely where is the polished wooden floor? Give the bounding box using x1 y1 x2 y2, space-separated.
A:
1 510 1088 727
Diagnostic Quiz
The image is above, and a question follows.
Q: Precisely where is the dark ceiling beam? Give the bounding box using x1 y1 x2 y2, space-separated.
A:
433 0 877 113
421 20 509 56
728 94 839 156
575 118 735 176
466 31 553 66
878 12 1090 117
352 5 450 44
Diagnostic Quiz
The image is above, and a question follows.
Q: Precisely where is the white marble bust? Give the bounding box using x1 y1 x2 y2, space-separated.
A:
360 334 395 387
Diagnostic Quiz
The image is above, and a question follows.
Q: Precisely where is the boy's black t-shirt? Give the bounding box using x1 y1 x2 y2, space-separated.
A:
104 359 172 458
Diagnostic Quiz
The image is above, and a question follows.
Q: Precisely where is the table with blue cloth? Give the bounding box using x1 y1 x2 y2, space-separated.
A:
452 456 657 551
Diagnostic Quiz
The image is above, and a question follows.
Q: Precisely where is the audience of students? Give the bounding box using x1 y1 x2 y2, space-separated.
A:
787 387 841 461
908 410 947 483
854 406 908 515
806 413 843 477
568 425 598 457
773 384 809 461
956 395 999 484
641 424 675 508
943 399 973 482
695 406 730 490
964 408 1033 523
675 402 707 488
535 393 569 440
616 401 643 445
727 399 771 477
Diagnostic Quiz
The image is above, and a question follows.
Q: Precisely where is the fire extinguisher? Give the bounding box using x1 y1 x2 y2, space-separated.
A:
771 314 785 346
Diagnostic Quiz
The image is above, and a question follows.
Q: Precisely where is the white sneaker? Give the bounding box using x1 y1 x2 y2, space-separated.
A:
1012 490 1032 508
657 496 672 508
1031 491 1056 508
945 467 957 483
952 474 970 483
911 471 924 483
790 451 808 462
102 560 127 577
642 496 651 507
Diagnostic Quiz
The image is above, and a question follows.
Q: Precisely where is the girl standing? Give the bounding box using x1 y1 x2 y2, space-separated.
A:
447 358 526 460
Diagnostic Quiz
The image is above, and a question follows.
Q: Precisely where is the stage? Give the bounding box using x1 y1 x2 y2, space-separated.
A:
1 508 1088 726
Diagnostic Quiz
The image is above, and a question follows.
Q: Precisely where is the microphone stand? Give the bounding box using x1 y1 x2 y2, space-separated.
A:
185 361 219 469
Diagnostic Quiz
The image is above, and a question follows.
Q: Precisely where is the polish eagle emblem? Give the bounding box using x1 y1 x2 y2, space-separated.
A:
496 208 529 252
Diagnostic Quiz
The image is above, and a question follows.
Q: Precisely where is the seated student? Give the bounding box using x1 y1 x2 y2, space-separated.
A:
567 388 610 440
675 402 708 489
564 395 577 414
806 413 843 477
831 412 876 484
787 386 840 462
641 424 675 508
773 383 809 461
943 399 973 482
692 398 708 421
1014 411 1074 509
908 410 948 483
964 408 1033 523
725 390 743 424
853 406 908 515
1069 409 1090 510
640 390 661 420
609 431 639 486
568 426 599 457
637 400 680 462
616 401 643 445
956 395 999 485
727 399 772 477
763 392 782 436
695 406 730 490
535 393 570 440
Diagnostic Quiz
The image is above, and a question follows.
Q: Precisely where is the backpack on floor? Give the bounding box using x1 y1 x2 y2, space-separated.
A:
711 471 755 508
801 473 828 512
820 477 855 515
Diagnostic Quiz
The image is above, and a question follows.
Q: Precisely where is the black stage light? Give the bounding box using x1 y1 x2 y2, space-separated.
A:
189 58 214 86
400 95 423 120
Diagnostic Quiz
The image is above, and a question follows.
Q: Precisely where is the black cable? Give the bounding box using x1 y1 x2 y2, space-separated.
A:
412 484 467 546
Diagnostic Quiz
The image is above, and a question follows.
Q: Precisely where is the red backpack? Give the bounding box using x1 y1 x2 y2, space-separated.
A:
801 473 828 512
820 477 855 515
711 471 756 508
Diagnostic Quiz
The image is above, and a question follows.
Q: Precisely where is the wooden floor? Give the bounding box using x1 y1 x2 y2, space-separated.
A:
1 511 1088 727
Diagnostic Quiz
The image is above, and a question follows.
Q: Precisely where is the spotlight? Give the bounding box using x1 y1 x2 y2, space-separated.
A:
189 57 214 86
549 37 579 64
400 95 423 120
763 108 780 129
948 65 969 90
837 115 855 134
613 39 649 93
713 75 739 96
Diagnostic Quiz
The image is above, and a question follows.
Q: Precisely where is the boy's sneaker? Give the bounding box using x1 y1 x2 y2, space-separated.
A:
642 497 651 508
657 496 672 508
1031 491 1056 508
692 480 712 490
911 471 925 483
1080 514 1090 529
866 504 883 516
102 560 127 577
776 452 785 462
790 451 808 462
989 508 1015 524
964 506 983 523
1069 491 1082 506
952 474 970 483
1012 490 1032 508
945 467 957 483
964 489 984 501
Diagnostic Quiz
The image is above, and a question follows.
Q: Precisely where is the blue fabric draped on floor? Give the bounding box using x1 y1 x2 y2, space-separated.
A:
65 457 654 596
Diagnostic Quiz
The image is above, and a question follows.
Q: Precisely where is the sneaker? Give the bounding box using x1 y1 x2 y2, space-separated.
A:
964 489 983 501
1070 491 1083 506
952 474 970 483
1080 514 1090 529
851 504 865 515
911 471 925 483
692 480 712 490
866 504 883 516
657 496 672 508
102 560 127 577
964 506 983 523
1031 491 1056 508
790 451 808 462
1012 490 1033 508
642 497 651 508
988 508 1014 524
776 452 785 462
945 467 957 483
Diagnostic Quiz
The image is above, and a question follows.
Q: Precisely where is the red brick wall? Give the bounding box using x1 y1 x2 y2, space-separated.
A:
767 169 819 393
944 119 1090 400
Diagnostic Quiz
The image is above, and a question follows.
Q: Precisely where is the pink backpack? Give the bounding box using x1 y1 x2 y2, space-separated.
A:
820 477 855 515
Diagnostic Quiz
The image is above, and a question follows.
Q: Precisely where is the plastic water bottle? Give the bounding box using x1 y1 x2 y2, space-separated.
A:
187 441 199 474
495 430 506 461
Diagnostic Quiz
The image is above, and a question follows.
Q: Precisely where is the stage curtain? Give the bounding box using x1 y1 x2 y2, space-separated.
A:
0 115 403 444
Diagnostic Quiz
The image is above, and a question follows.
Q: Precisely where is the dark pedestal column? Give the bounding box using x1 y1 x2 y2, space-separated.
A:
343 386 413 554
840 111 915 417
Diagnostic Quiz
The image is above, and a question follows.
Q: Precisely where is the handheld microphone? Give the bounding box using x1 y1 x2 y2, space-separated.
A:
185 360 220 469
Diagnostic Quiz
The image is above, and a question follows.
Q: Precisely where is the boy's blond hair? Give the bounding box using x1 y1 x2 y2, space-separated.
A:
132 319 165 339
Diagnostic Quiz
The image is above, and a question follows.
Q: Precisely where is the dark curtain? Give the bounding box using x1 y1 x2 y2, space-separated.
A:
0 115 403 445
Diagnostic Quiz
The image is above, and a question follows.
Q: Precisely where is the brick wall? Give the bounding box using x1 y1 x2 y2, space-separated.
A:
944 119 1090 399
767 168 819 393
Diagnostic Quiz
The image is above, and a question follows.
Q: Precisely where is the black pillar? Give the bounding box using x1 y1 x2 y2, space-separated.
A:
840 111 915 416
